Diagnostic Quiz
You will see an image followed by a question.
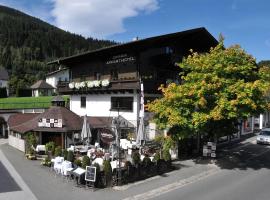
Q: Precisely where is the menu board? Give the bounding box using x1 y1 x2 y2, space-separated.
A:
85 166 96 182
38 118 62 128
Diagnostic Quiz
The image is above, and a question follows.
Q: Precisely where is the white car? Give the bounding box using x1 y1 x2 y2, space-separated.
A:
257 128 270 145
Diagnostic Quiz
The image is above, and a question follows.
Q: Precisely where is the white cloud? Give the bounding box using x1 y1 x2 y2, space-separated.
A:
50 0 159 39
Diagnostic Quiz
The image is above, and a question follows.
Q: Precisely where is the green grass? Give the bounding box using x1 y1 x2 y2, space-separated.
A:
0 96 69 110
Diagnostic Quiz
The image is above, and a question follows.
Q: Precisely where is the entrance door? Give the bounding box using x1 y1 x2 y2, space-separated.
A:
42 133 62 147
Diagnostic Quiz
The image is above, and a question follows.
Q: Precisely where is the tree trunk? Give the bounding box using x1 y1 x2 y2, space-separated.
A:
196 132 200 154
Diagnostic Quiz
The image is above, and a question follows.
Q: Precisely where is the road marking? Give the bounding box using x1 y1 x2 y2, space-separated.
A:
122 167 220 200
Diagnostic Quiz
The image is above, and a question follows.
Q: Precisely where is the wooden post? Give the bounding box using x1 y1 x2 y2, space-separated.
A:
61 132 64 149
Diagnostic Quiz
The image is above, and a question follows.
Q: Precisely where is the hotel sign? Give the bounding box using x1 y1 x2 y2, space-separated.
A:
105 54 135 65
38 118 63 128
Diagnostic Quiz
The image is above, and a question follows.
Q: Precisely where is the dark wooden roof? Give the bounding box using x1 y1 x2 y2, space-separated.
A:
8 106 83 133
8 111 135 134
8 113 40 128
30 80 55 89
46 67 68 77
48 27 218 66
0 68 9 80
87 115 134 129
87 116 112 128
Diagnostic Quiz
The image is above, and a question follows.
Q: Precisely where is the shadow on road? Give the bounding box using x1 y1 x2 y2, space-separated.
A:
192 141 270 171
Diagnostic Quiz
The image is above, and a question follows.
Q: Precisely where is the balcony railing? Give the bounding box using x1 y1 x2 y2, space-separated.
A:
57 79 141 94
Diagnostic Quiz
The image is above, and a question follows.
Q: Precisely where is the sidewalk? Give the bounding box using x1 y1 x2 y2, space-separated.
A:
0 143 219 200
0 139 37 200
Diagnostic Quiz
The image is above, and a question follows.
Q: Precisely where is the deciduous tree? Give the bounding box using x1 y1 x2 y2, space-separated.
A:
148 40 270 145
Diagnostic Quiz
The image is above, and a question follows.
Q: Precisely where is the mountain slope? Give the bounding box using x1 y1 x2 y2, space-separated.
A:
0 5 115 95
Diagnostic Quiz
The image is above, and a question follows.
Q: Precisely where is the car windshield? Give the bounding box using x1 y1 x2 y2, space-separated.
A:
260 131 270 136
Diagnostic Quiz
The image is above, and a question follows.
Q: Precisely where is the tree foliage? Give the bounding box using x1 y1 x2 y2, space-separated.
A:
148 40 270 138
0 5 115 95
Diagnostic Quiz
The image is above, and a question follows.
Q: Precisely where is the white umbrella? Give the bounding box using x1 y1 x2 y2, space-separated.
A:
81 115 92 145
136 117 144 145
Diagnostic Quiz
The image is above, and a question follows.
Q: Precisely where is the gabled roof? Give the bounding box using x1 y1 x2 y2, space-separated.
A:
8 113 40 128
30 80 55 89
8 106 83 133
0 68 9 80
48 27 218 66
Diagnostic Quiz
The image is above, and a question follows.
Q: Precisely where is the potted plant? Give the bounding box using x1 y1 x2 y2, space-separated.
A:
82 155 90 169
54 146 62 157
74 159 82 167
103 160 112 187
45 142 55 158
67 150 74 163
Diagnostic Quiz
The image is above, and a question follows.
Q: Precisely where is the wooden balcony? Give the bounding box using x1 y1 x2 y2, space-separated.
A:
57 79 141 94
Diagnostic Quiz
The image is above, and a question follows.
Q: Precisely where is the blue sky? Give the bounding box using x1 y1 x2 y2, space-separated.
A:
0 0 269 61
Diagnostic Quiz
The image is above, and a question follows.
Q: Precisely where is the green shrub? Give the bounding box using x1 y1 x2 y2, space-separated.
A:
131 152 141 166
45 142 55 155
103 160 112 176
54 146 62 157
74 159 82 167
41 156 51 166
162 149 171 162
82 156 91 169
67 150 74 162
25 132 37 155
103 160 112 187
62 149 68 160
153 151 161 162
142 156 152 167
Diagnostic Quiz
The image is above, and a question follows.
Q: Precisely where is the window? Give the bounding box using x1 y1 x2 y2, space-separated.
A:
81 96 86 108
111 97 133 112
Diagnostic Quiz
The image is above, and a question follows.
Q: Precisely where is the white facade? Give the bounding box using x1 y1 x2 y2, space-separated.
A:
8 134 25 152
0 79 9 96
69 92 139 126
32 88 53 97
46 69 69 89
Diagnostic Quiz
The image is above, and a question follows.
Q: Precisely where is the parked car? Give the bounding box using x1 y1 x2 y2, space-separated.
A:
257 128 270 144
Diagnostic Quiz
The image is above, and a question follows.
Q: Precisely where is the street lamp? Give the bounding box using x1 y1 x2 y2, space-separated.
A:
112 116 124 186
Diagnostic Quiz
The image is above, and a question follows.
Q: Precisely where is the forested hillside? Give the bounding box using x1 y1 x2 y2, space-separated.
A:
0 5 115 95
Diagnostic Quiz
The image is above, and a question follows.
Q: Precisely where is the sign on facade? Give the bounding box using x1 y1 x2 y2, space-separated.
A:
105 54 136 65
38 118 63 128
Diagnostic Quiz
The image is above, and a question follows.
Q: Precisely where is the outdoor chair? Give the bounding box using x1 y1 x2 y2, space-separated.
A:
53 156 64 176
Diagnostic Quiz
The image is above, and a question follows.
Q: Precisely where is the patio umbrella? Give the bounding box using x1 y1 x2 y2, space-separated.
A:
136 117 144 145
81 115 92 145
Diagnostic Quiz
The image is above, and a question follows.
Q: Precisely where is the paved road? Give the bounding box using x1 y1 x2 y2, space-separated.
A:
127 138 270 200
1 136 270 200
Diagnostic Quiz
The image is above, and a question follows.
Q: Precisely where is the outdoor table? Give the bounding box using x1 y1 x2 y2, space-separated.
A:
72 167 86 186
35 145 46 154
